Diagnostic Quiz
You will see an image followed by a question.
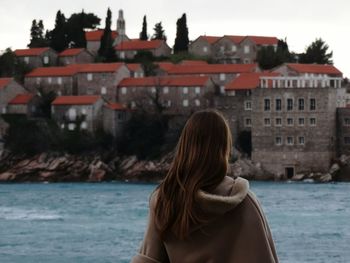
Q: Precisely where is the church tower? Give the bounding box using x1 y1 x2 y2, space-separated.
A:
117 9 125 36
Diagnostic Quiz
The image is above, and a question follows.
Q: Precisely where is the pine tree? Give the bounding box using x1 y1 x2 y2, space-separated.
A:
139 15 148 40
173 13 189 53
299 38 333 64
98 8 117 61
152 22 166 41
28 19 48 48
50 10 68 52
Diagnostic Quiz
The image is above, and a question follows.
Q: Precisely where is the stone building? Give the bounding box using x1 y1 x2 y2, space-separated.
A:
273 63 343 78
103 102 130 137
336 107 350 156
250 74 344 178
115 40 171 60
86 30 119 54
188 36 221 58
51 95 104 133
58 48 94 66
6 93 38 117
76 63 130 102
212 35 245 64
117 76 215 114
14 47 58 68
126 63 144 78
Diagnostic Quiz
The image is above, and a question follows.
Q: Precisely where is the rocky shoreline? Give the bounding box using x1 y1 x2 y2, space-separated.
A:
0 151 349 183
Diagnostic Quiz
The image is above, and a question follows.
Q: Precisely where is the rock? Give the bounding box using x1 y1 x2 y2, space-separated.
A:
291 173 305 181
318 173 332 182
0 172 16 181
329 163 340 175
89 168 106 182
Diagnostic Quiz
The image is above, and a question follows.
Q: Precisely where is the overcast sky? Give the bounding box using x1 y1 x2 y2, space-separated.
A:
1 0 349 77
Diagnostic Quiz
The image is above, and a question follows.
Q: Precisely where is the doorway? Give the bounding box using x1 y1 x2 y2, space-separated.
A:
285 167 295 179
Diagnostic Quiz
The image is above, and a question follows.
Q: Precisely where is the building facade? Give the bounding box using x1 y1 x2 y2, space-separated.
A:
15 47 58 68
58 48 94 66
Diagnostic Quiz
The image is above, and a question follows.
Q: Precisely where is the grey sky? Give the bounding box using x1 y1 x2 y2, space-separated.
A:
1 0 349 77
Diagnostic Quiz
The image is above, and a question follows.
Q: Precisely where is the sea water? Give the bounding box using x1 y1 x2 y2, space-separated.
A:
0 182 350 263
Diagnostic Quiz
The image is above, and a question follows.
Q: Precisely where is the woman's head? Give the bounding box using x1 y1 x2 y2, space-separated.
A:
155 109 232 239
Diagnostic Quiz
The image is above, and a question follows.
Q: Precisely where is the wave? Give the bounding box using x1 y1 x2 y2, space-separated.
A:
0 207 63 221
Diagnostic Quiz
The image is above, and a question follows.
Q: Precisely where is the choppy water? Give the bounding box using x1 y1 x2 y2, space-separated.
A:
0 181 350 263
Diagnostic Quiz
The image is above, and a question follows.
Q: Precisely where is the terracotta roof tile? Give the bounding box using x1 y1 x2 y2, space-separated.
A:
180 60 208 65
8 93 34 104
126 63 142 72
85 29 118 41
58 48 85 57
155 62 175 72
115 40 164 51
246 36 278 45
77 63 125 73
286 63 342 75
199 36 221 44
52 95 101 105
168 64 258 75
105 102 128 111
0 78 13 89
26 66 81 77
222 35 246 44
14 47 50 56
119 76 210 87
225 72 280 90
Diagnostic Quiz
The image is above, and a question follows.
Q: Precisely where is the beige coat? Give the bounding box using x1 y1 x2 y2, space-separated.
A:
131 176 279 263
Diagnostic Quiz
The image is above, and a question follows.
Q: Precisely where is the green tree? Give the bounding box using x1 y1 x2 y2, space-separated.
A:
0 48 32 82
28 19 48 48
173 13 189 53
50 10 68 52
257 39 293 70
152 22 166 41
299 38 333 64
98 8 117 62
139 15 148 40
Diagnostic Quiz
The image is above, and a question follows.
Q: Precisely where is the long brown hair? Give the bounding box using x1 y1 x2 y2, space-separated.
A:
154 109 232 240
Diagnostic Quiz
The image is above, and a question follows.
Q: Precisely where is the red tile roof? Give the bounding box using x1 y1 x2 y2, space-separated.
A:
115 40 164 51
14 47 50 56
225 72 280 90
0 78 12 89
223 35 246 44
85 29 118 41
199 36 221 44
105 102 127 111
126 63 142 72
26 66 81 77
168 64 258 75
180 60 208 65
155 62 175 72
286 63 342 75
119 76 210 87
58 48 85 57
8 93 34 104
77 63 125 73
52 95 101 105
246 36 278 45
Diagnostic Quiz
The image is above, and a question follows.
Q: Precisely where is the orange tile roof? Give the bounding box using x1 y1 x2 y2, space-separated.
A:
58 48 85 57
115 40 163 51
126 63 142 72
105 102 127 111
199 36 221 44
119 76 210 87
286 63 342 75
246 36 278 45
85 29 118 41
0 78 13 89
225 72 280 90
155 62 175 72
180 60 208 65
168 64 258 75
26 66 81 77
77 63 125 73
52 95 101 105
14 47 50 56
8 93 34 104
222 35 246 44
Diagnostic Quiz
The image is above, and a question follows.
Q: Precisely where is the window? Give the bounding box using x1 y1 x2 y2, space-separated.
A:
219 73 226 81
344 118 350 126
48 77 52 84
275 99 282 111
121 87 127 94
131 101 136 109
60 123 65 129
2 107 6 114
195 87 201 94
81 108 87 115
195 99 200 107
183 99 189 107
287 98 293 111
298 98 305 111
245 118 252 127
166 100 171 107
118 112 125 120
151 87 156 93
344 137 350 145
68 108 77 121
275 136 282 145
36 78 41 84
275 118 282 126
101 87 107 95
298 136 305 145
203 46 208 53
310 98 316 110
310 118 316 126
264 99 270 111
87 73 93 81
220 86 225 94
264 118 271 126
163 86 169 94
244 45 250 54
231 45 237 52
24 57 29 64
68 123 76 131
220 46 225 52
287 137 294 145
287 118 294 126
183 87 188 94
81 122 87 130
43 56 49 64
245 101 252 111
58 77 62 85
120 51 125 59
298 118 305 126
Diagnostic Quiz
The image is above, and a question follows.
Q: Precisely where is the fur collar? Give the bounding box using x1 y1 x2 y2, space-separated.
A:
196 177 249 215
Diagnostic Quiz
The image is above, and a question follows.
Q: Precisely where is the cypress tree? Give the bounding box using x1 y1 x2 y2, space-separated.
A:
28 19 47 48
139 15 148 40
98 8 117 61
173 13 189 53
152 22 166 41
50 11 68 52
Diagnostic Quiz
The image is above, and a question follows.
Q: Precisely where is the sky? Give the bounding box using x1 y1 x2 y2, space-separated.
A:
0 0 349 77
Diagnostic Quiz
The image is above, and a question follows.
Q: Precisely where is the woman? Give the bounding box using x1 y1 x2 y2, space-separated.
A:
131 109 278 263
